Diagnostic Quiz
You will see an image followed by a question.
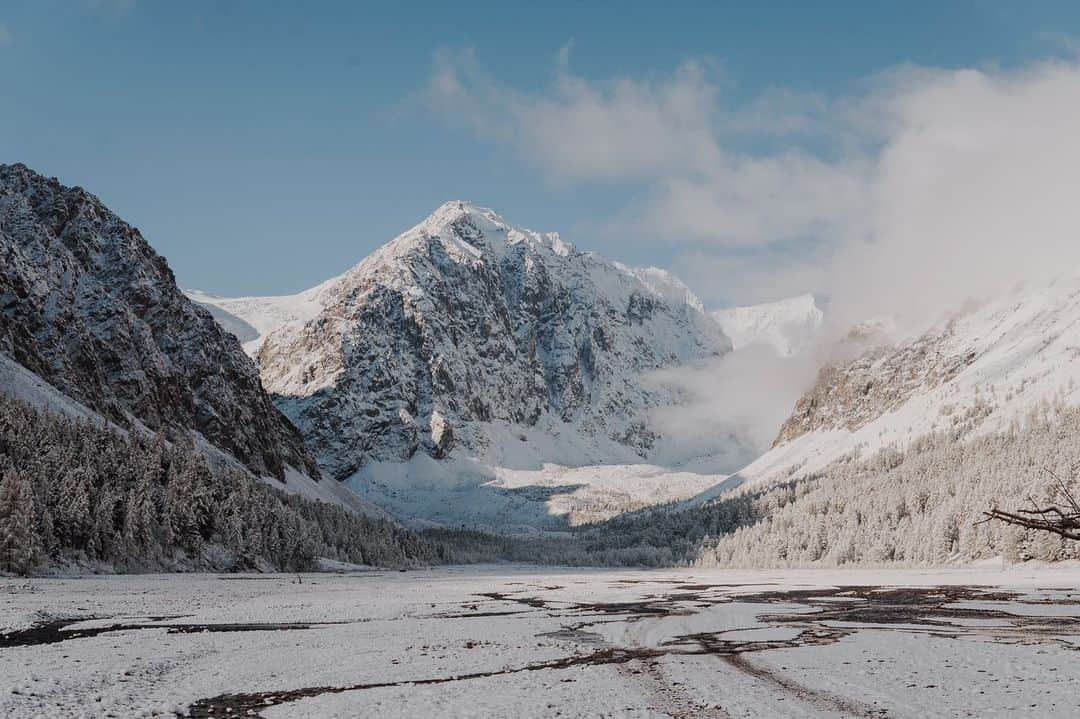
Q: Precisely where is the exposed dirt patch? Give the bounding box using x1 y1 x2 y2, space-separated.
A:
182 647 669 718
1 618 346 648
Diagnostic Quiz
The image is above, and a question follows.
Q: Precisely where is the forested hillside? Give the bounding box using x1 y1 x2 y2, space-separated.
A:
687 404 1080 566
427 402 1080 569
0 393 443 574
0 163 319 481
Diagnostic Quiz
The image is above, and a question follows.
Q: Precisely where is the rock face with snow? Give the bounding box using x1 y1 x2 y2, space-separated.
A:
712 294 823 357
773 329 977 447
0 163 319 480
208 202 731 480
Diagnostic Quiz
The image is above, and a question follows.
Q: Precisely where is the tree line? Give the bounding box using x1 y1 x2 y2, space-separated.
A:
0 393 447 575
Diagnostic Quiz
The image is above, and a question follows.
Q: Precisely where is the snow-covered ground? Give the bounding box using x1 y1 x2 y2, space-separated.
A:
349 454 725 532
4 564 1080 718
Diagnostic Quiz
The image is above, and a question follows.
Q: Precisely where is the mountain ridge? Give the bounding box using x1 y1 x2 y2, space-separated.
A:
194 201 733 483
0 162 320 481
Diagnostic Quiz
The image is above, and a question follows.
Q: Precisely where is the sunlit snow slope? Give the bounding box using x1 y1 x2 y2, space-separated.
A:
719 277 1080 495
711 293 824 357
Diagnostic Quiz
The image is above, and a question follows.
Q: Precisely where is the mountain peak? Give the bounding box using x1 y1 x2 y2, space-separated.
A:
204 202 733 480
712 294 824 356
402 201 576 261
622 265 706 313
423 200 489 228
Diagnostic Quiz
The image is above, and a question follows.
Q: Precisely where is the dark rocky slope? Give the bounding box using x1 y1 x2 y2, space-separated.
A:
0 163 318 480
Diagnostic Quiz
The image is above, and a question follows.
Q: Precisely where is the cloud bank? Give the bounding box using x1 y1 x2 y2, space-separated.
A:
428 48 1080 463
428 49 1080 337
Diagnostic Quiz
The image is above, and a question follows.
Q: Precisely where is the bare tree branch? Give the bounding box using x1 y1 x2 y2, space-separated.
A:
982 467 1080 541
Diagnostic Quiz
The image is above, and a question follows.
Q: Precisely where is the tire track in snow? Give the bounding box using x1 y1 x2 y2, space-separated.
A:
618 657 733 718
723 652 891 718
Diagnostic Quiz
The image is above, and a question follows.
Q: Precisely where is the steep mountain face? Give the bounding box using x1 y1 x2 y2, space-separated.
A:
711 294 823 357
729 277 1080 491
205 202 731 481
0 163 319 481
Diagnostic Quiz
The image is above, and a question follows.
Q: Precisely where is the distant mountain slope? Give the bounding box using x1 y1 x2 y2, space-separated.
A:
711 293 823 357
0 163 319 481
183 281 338 357
599 278 1080 567
716 277 1080 495
197 201 732 483
185 293 260 344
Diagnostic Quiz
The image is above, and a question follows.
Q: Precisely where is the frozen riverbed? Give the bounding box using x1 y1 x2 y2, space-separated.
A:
3 564 1080 717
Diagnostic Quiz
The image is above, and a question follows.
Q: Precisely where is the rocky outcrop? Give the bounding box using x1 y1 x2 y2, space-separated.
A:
773 326 977 446
0 163 319 480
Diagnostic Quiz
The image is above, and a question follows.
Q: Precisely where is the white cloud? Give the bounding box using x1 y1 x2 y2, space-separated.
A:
429 48 1080 335
428 49 860 253
430 48 1080 456
428 49 725 183
646 344 823 466
829 60 1080 330
671 249 833 309
636 151 871 249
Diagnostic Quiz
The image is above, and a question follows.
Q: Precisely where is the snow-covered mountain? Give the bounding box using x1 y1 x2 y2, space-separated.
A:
711 294 824 357
184 278 340 358
716 277 1080 493
0 163 320 481
196 202 732 486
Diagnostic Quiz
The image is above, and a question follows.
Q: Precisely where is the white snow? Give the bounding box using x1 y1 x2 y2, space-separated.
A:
188 201 736 531
621 264 707 313
4 564 1080 718
0 352 384 522
349 455 724 533
186 203 590 359
267 465 394 521
711 293 824 357
184 278 341 357
0 352 113 425
727 275 1080 492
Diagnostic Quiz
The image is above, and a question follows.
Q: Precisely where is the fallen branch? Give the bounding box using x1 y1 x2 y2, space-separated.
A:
980 467 1080 541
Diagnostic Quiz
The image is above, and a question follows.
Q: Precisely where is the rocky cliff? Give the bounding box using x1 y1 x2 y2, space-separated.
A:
0 163 319 480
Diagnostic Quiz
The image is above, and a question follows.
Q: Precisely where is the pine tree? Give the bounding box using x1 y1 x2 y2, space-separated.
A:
0 467 39 574
56 466 93 550
124 471 157 561
92 484 120 563
163 459 201 555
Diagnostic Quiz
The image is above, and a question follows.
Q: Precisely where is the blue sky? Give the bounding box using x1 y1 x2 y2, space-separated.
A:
3 1 1080 304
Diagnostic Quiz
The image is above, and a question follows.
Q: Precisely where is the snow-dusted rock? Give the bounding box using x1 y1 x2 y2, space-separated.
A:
0 163 319 481
202 201 731 480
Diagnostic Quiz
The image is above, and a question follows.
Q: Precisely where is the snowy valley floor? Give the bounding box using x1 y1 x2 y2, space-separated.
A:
3 565 1080 718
